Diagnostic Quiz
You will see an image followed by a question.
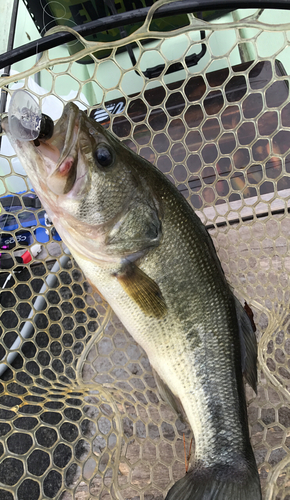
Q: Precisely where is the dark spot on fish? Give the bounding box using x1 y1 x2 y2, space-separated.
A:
186 328 200 347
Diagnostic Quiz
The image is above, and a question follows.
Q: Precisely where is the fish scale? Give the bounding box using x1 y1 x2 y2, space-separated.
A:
2 102 261 500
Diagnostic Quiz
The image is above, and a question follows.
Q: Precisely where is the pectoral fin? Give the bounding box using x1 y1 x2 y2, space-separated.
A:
113 263 167 319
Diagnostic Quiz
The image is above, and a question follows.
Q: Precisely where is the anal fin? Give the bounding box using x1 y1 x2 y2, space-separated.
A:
153 368 187 423
113 263 167 319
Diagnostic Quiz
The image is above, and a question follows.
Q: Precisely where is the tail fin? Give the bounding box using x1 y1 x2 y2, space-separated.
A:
165 463 262 500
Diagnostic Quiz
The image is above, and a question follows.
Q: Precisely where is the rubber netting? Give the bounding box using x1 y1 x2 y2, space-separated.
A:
0 1 290 498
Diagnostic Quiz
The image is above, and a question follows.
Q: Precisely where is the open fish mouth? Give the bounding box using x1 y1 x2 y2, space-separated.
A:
2 102 81 195
35 104 80 193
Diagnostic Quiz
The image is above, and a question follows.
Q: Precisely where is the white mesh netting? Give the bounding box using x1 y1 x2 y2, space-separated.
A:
1 1 290 498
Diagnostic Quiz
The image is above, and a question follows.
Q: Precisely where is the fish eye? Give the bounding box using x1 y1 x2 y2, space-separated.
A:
94 145 114 168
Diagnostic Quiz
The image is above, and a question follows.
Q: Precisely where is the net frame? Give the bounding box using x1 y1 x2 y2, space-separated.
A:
0 1 290 498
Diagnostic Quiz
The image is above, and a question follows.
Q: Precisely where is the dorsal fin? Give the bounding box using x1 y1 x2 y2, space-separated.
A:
235 297 258 393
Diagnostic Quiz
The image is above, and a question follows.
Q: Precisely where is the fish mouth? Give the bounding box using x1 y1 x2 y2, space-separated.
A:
37 103 80 189
2 102 78 166
3 102 83 196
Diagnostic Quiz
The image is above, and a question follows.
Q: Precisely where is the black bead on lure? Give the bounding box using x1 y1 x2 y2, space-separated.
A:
2 98 262 500
7 90 54 144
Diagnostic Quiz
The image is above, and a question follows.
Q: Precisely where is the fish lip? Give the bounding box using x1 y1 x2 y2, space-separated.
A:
45 103 80 175
58 103 80 162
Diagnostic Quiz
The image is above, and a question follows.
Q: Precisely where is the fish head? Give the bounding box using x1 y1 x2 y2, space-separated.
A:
2 102 162 264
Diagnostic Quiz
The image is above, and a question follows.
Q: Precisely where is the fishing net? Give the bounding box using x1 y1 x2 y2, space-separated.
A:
0 0 290 498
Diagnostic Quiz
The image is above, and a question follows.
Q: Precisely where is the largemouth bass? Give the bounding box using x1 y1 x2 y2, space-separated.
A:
2 102 262 500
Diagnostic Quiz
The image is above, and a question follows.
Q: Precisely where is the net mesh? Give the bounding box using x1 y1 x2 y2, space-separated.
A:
0 2 290 498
